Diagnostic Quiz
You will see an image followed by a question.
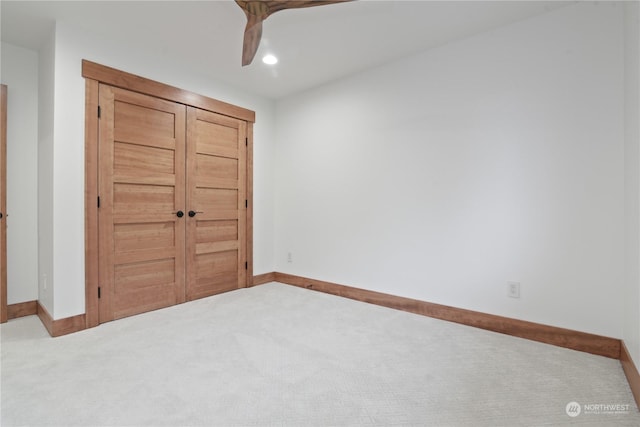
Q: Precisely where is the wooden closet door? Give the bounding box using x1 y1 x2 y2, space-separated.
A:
186 107 246 300
98 85 186 322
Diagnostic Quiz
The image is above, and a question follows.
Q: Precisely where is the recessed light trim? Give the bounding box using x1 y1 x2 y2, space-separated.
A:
262 54 278 65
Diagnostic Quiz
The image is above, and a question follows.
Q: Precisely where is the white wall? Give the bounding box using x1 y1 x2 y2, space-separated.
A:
38 28 55 313
275 2 625 338
44 21 276 319
0 43 39 305
624 1 640 369
10 1 634 350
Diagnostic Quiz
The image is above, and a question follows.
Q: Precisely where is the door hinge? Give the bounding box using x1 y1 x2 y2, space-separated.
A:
245 137 248 146
97 196 100 208
98 287 101 299
97 105 101 118
245 262 248 270
245 200 248 208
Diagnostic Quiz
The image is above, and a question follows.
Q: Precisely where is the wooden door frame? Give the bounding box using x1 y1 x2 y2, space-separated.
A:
1 84 7 323
83 60 255 329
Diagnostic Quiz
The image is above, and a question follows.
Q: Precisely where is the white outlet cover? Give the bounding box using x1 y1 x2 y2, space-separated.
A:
508 281 520 298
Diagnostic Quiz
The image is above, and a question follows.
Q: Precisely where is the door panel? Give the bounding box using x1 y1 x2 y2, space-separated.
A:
186 107 246 301
114 142 175 173
99 85 186 322
194 251 238 294
114 222 176 252
197 220 238 243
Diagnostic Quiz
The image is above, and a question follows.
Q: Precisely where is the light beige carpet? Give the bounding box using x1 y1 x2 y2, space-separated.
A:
1 282 639 426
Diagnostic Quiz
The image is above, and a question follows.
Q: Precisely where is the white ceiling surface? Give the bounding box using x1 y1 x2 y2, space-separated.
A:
1 0 571 99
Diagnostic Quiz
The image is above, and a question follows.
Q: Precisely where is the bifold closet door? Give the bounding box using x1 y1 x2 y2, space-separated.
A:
98 85 186 322
97 84 248 322
186 107 247 300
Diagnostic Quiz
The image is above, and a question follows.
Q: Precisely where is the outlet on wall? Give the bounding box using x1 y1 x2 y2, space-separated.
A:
287 252 292 263
507 281 520 299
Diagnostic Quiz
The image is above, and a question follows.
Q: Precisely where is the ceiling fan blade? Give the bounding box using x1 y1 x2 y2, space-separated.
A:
263 0 353 15
237 1 352 17
242 14 264 66
236 0 353 66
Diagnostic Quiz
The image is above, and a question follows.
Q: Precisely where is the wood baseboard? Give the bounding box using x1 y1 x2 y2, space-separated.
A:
7 300 38 319
36 302 54 335
37 302 86 337
274 272 640 404
21 274 640 408
252 272 276 286
621 341 640 410
273 272 621 359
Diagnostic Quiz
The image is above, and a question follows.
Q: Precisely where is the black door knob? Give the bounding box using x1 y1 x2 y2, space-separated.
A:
188 210 197 218
176 210 184 218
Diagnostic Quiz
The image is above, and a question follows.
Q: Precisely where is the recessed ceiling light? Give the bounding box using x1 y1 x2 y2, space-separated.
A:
262 54 278 65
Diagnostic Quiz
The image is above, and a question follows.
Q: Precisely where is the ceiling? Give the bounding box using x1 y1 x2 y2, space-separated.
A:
1 0 572 99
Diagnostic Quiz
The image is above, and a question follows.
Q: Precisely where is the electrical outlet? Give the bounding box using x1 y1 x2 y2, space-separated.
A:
287 252 292 263
508 281 520 299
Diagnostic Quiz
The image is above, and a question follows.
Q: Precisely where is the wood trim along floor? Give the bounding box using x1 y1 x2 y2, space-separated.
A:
37 302 86 338
36 302 53 336
34 272 273 336
34 271 277 335
273 272 620 359
7 300 37 319
272 272 640 407
252 272 276 286
621 341 640 410
16 275 640 409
